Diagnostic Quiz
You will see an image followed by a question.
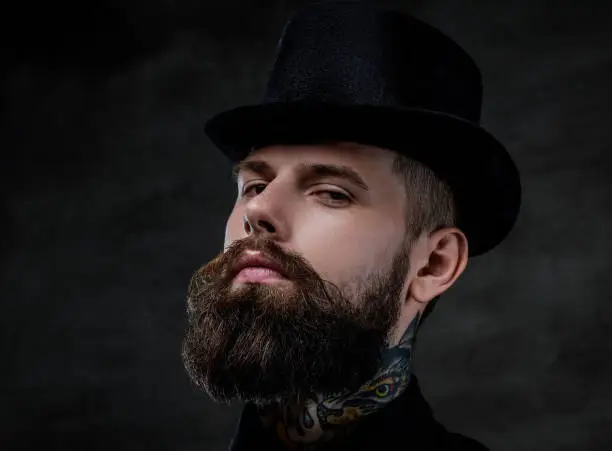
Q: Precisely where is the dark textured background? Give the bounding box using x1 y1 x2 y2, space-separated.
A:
2 1 611 450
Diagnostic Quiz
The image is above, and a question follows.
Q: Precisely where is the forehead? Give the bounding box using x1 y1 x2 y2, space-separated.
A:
233 142 398 181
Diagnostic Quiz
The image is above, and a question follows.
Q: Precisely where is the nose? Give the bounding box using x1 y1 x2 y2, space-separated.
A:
241 181 289 240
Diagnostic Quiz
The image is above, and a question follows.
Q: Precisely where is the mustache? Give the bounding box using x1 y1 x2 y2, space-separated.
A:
223 236 319 281
188 236 331 302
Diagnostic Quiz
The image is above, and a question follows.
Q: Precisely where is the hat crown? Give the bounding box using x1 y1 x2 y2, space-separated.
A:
265 1 483 122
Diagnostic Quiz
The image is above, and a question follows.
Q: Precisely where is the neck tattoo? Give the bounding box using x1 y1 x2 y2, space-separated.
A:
257 312 422 450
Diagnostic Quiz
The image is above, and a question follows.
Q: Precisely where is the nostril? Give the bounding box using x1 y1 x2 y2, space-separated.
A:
260 220 275 233
243 214 252 233
243 216 275 235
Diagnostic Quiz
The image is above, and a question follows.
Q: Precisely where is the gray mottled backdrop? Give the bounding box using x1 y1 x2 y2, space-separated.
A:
2 1 611 450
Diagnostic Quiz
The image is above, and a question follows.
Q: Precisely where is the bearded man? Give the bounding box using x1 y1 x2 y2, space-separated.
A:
182 2 521 450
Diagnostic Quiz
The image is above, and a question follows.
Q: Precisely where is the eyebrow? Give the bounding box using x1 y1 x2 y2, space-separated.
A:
231 159 370 191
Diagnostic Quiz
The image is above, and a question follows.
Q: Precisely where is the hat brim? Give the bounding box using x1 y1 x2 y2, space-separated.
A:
205 102 521 256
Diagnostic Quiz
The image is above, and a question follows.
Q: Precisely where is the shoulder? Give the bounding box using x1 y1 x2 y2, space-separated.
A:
444 432 491 451
413 415 490 451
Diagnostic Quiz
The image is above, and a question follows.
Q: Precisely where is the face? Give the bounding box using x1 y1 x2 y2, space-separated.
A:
182 143 417 404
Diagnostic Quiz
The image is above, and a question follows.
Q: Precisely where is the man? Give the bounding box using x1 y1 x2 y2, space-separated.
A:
182 1 521 450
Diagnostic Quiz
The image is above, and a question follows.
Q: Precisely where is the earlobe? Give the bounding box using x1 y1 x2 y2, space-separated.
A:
409 228 468 304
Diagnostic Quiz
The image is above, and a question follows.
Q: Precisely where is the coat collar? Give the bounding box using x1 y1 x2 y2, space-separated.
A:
227 374 489 451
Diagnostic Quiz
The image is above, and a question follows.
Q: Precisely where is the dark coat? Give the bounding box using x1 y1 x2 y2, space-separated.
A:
228 375 490 451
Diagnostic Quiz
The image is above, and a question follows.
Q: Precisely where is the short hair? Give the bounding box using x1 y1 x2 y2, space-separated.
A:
390 153 457 323
390 153 456 238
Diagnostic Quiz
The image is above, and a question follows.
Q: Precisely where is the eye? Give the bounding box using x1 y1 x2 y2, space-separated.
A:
242 183 266 197
375 384 392 397
241 183 353 206
320 191 349 201
316 190 352 206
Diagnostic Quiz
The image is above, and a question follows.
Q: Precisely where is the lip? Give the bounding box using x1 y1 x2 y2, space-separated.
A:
231 251 288 280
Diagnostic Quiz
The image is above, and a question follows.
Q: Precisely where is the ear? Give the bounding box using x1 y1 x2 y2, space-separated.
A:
409 227 469 304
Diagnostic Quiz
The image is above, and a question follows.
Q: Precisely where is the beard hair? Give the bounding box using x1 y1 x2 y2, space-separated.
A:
181 236 411 404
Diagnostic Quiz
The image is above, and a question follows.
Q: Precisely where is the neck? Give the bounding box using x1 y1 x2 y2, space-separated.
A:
256 312 421 450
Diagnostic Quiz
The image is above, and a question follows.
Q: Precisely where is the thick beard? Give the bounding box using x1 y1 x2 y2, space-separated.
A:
181 237 410 405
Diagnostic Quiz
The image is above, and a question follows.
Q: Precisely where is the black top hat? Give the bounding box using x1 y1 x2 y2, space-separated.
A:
205 0 521 256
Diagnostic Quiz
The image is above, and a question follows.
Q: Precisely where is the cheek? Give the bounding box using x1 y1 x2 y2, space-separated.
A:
224 207 245 250
295 212 403 287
